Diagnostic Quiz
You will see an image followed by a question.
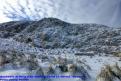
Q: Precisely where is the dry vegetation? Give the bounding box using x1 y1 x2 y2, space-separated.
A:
96 63 121 81
0 51 91 81
112 51 121 57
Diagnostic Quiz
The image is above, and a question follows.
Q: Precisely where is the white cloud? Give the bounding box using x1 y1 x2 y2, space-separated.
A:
53 0 121 27
0 0 121 27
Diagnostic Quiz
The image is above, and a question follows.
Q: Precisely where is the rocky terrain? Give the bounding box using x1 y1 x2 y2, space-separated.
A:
0 18 121 81
1 18 121 54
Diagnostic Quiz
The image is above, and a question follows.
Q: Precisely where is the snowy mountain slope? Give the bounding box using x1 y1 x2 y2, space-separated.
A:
10 18 121 54
0 18 121 81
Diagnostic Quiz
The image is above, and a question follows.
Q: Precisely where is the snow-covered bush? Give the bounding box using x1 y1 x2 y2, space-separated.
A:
96 63 121 81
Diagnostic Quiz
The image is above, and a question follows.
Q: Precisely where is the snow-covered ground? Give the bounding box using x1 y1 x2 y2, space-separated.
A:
0 53 120 81
0 37 121 81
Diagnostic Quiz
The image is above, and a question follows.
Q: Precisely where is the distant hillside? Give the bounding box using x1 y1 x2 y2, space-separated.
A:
0 18 121 54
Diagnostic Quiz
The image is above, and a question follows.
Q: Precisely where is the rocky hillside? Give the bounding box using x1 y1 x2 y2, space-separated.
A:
0 18 121 81
0 18 121 54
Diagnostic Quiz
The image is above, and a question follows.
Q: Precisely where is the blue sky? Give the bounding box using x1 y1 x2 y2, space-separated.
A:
0 0 121 27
